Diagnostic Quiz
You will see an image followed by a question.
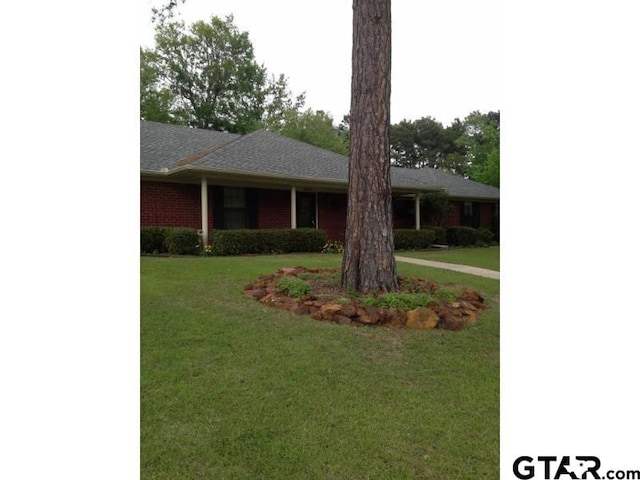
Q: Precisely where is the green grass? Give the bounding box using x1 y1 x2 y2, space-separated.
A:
141 254 499 479
398 246 500 271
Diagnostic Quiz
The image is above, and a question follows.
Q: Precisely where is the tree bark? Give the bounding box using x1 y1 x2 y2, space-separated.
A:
341 0 399 294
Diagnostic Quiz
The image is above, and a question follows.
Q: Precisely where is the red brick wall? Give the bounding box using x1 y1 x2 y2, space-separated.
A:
443 202 462 227
141 181 206 229
141 180 497 238
318 193 347 242
258 189 291 229
441 201 496 229
479 202 493 229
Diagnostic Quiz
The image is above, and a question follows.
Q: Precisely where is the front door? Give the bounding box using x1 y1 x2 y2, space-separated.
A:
296 192 316 228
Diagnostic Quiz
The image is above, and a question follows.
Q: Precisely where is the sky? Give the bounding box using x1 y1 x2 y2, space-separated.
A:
139 0 499 126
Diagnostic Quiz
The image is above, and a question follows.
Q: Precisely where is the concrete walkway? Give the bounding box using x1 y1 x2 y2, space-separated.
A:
395 255 500 280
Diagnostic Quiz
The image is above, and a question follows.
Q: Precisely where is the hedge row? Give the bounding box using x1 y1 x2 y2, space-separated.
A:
394 229 437 250
445 226 495 246
140 227 200 255
140 227 328 256
395 226 496 249
211 228 327 255
141 225 496 256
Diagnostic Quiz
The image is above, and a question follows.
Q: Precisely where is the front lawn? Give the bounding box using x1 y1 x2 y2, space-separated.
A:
141 254 499 479
398 246 500 271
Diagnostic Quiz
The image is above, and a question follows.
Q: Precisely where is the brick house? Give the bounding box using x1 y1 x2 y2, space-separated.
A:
140 120 500 245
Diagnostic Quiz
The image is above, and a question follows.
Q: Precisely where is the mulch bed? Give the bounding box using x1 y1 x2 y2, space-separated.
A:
244 266 486 330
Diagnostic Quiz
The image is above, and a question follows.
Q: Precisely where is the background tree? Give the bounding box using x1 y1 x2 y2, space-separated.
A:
140 48 181 124
457 110 500 187
389 116 468 172
144 15 302 134
341 0 398 294
274 109 348 155
261 73 306 132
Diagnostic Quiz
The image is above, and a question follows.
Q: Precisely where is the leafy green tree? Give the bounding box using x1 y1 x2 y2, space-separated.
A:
390 116 467 171
261 74 306 132
421 191 453 226
458 110 500 187
140 48 183 124
275 109 348 155
151 15 266 132
144 15 302 134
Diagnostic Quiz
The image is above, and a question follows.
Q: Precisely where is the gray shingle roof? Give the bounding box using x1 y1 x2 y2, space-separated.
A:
140 120 499 200
140 120 239 171
192 129 349 182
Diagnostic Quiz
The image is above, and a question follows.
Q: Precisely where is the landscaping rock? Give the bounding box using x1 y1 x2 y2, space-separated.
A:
247 266 487 331
380 307 407 327
320 303 342 320
405 307 440 330
339 302 357 318
356 306 381 325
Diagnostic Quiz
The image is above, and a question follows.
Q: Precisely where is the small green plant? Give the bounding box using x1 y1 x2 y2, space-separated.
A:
363 292 435 310
321 240 344 254
435 289 457 303
276 277 311 298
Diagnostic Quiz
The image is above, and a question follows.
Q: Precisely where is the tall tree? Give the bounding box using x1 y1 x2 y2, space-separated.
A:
458 110 500 187
152 15 267 133
389 116 468 173
140 48 182 124
341 0 399 293
276 109 348 155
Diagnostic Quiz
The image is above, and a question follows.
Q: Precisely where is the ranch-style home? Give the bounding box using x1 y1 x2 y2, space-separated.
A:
140 120 500 245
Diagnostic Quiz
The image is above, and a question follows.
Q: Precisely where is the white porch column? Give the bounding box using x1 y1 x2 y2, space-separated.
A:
290 186 297 229
201 178 209 245
414 193 421 230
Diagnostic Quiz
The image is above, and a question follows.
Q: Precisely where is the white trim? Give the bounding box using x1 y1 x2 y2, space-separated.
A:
290 186 297 229
201 178 208 245
415 193 421 230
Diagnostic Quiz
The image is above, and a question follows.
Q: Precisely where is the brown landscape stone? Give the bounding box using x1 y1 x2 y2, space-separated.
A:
245 267 487 331
405 307 440 329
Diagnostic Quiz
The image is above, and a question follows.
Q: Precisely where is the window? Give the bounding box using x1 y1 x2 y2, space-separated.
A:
213 187 258 229
460 201 480 228
223 187 247 229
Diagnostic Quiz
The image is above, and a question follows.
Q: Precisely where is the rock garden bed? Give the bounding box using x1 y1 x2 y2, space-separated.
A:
244 266 485 330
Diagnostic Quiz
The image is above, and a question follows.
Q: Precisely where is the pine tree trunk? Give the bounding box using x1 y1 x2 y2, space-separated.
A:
341 0 399 294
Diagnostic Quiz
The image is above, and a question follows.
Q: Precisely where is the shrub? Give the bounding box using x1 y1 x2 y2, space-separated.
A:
446 226 479 246
211 229 328 256
276 277 311 298
287 228 327 253
141 227 168 254
164 227 200 255
394 229 436 250
322 240 344 254
476 227 495 245
422 226 447 244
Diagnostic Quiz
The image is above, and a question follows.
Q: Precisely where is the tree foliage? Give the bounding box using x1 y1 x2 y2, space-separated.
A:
390 116 463 170
458 111 500 187
142 15 303 134
274 109 348 155
140 48 182 125
389 111 500 187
